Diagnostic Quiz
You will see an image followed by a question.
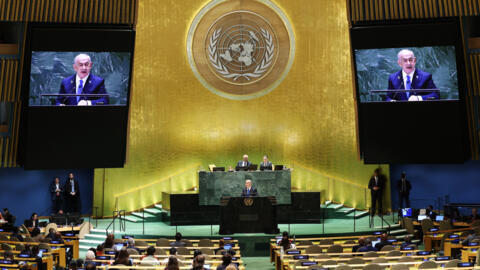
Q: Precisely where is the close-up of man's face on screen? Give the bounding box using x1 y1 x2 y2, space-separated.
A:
29 51 132 106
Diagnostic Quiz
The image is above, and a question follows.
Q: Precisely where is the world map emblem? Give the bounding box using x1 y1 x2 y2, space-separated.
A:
187 0 295 100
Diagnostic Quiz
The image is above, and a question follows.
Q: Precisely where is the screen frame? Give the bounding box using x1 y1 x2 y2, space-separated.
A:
18 23 136 169
350 18 469 164
351 18 467 105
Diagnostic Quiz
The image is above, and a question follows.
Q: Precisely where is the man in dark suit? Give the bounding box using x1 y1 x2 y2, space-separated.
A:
241 179 258 197
55 54 109 106
50 177 63 214
368 168 385 216
397 171 412 209
2 208 14 231
386 49 438 102
64 173 80 213
236 154 251 171
259 155 273 171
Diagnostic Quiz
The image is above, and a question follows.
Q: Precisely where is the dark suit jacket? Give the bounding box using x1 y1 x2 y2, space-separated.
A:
55 74 109 105
386 69 438 101
260 161 273 171
64 179 80 197
357 245 377 252
368 175 384 194
50 182 63 201
24 219 39 228
236 161 252 169
241 187 258 197
397 178 412 194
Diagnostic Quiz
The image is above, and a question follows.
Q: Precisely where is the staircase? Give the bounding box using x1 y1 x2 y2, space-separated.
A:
79 228 107 253
120 204 169 223
321 201 369 219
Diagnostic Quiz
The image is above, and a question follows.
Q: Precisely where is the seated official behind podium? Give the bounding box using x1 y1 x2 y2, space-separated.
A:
236 154 251 170
259 155 273 171
241 179 258 197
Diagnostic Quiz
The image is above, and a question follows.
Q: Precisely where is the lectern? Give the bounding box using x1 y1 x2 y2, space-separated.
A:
219 196 279 234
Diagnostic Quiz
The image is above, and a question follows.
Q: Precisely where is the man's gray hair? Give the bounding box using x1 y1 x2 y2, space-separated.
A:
397 49 415 60
246 179 252 183
74 53 91 64
127 238 135 246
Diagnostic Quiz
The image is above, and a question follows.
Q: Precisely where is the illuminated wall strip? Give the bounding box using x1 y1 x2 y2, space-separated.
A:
0 0 137 24
348 0 480 22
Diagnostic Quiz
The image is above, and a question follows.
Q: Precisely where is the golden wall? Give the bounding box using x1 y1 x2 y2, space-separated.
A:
93 0 389 216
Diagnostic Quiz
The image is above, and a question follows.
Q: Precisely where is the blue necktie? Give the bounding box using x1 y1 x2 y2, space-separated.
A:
247 189 250 196
71 180 74 193
77 80 84 103
405 75 411 99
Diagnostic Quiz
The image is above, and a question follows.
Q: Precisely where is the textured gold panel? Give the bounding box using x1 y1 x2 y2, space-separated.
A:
94 0 387 215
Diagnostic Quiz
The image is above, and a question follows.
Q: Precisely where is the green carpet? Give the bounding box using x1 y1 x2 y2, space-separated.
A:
89 214 398 237
242 257 274 270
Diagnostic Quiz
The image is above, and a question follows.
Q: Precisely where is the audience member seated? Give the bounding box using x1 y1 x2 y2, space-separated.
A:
192 254 206 270
103 233 115 249
2 208 14 231
96 244 104 256
85 250 96 262
225 265 237 270
193 250 202 260
357 238 377 252
24 213 40 228
277 231 296 251
374 233 389 251
165 256 180 270
126 238 140 252
31 245 45 270
51 231 65 244
10 226 24 242
85 262 97 270
216 253 235 270
215 239 226 254
113 249 133 266
353 237 366 252
462 229 480 245
426 205 437 220
30 227 43 242
401 235 416 249
46 228 56 240
163 247 178 264
140 246 159 265
170 232 186 247
3 251 18 264
76 259 85 269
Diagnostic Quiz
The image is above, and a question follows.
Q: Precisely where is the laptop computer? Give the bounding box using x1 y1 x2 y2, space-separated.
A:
213 167 225 171
417 215 428 221
248 164 258 171
436 215 444 221
274 165 283 170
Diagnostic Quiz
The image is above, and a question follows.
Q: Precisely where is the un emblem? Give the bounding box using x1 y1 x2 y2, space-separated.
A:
244 198 254 206
187 0 295 100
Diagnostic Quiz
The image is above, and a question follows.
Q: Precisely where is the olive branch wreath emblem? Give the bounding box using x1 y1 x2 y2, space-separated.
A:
208 27 274 81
